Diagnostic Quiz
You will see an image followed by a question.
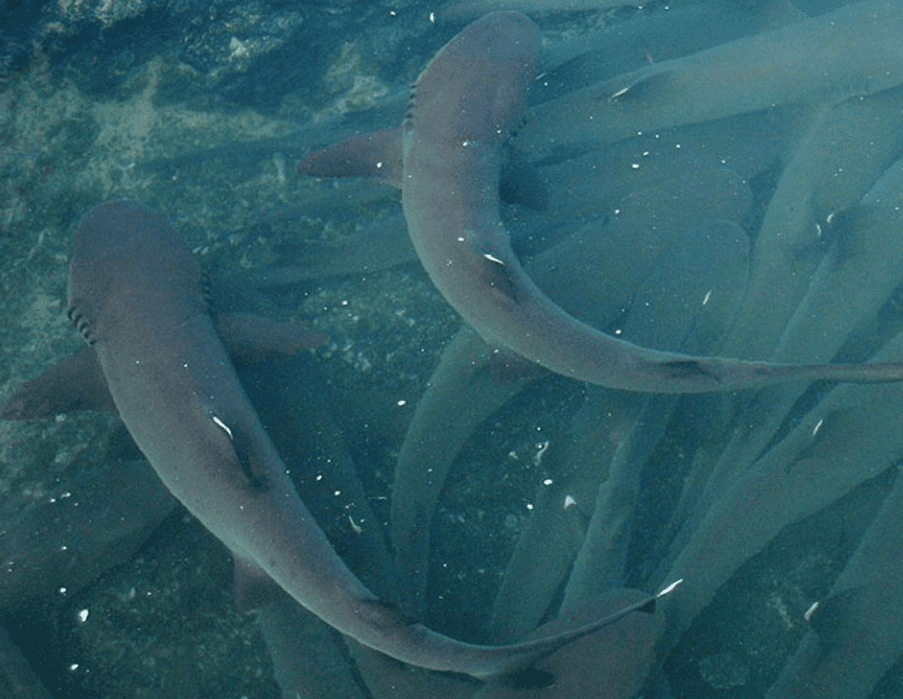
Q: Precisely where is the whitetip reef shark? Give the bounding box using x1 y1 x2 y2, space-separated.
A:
300 10 903 393
1 199 678 681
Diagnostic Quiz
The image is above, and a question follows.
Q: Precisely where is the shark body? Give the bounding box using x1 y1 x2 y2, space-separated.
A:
2 200 669 680
302 11 903 393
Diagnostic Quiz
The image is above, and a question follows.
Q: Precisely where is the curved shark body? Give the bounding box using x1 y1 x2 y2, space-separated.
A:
304 11 903 393
3 199 668 680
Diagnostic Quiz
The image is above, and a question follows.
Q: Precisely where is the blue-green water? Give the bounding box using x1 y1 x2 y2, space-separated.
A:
2 1 903 698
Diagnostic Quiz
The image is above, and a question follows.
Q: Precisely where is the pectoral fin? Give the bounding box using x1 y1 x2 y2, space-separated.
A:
214 312 326 363
1 348 116 419
297 128 404 186
234 554 289 612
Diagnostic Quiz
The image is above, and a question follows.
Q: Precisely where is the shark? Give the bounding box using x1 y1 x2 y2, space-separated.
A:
1 199 677 681
524 0 903 156
299 10 903 393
